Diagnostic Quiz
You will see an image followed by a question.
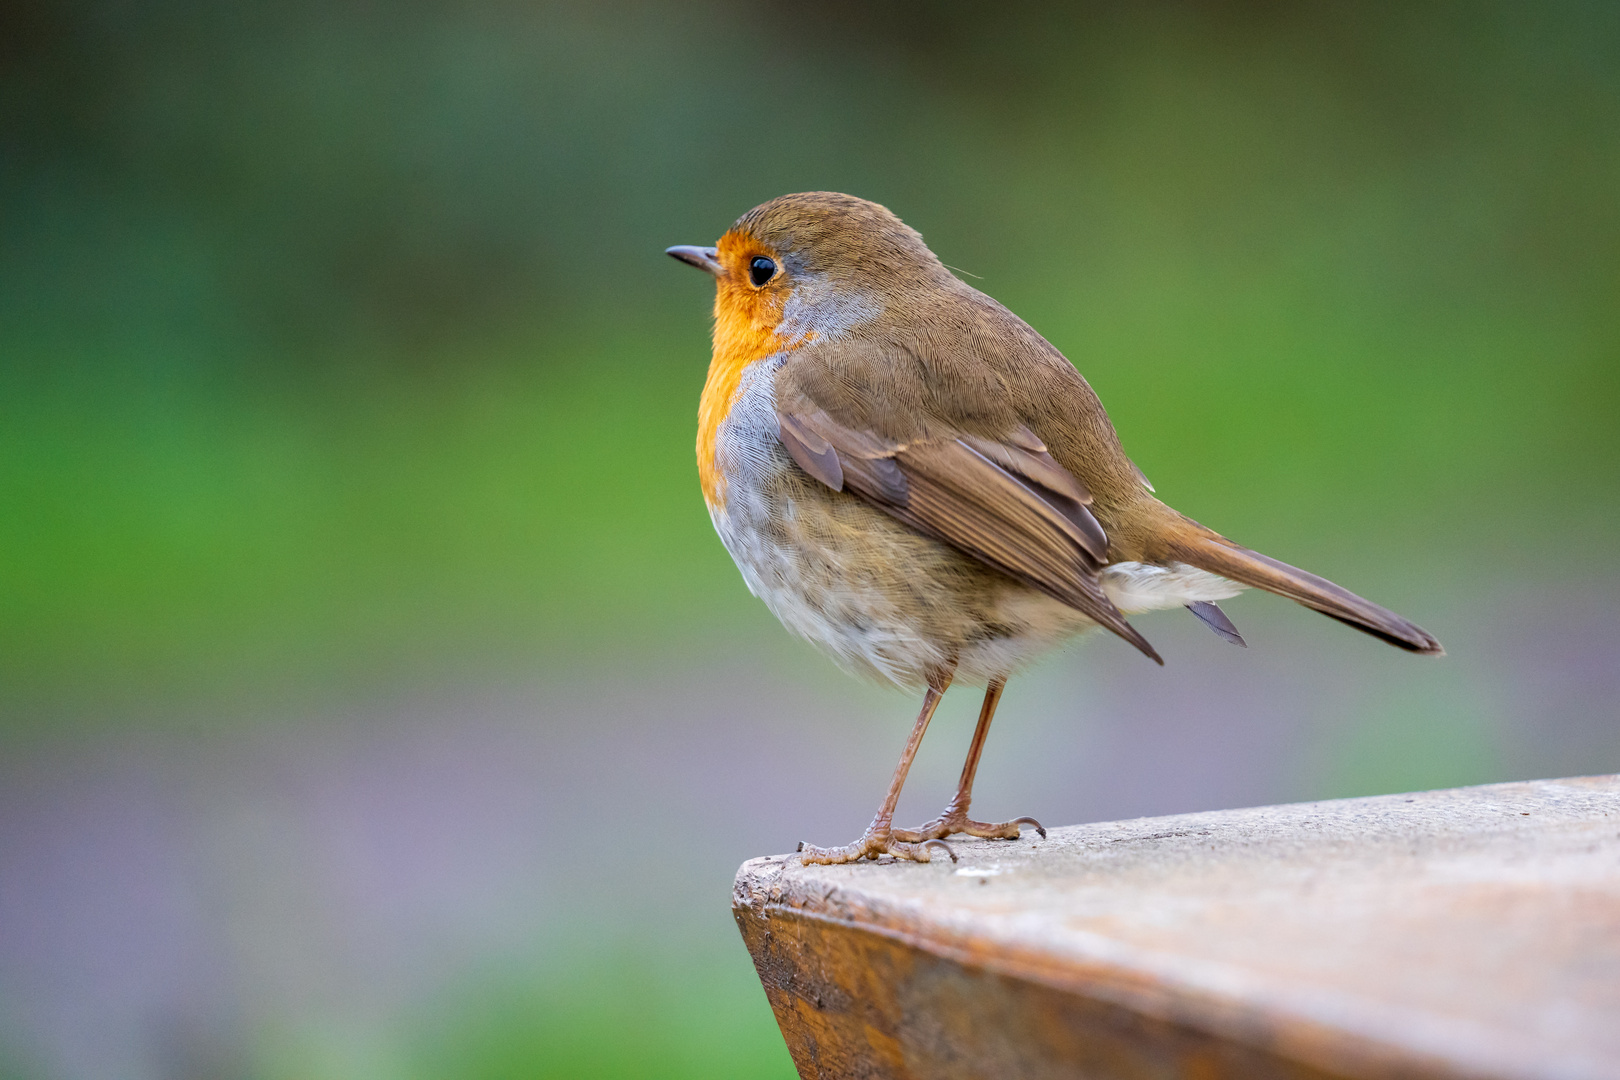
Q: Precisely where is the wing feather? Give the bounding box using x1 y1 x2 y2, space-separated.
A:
777 403 1161 664
776 410 844 490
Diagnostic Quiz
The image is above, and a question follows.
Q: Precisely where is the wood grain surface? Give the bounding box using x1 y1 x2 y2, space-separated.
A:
734 777 1620 1080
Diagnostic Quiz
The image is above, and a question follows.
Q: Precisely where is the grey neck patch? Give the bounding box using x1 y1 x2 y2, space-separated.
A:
776 276 883 343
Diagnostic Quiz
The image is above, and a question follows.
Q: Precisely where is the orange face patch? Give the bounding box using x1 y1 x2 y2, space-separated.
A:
697 230 811 508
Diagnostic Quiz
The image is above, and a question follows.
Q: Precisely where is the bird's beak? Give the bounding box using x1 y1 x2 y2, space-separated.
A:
666 245 724 277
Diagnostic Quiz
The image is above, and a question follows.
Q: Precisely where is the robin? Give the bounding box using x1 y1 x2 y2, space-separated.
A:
668 192 1442 866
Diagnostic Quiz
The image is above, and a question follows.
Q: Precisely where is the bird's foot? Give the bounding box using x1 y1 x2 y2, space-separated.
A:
797 828 956 865
891 806 1045 844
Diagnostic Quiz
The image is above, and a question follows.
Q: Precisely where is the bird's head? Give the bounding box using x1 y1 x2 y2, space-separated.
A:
667 192 953 348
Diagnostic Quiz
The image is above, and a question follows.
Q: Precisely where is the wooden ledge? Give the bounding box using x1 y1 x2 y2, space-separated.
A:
733 776 1620 1080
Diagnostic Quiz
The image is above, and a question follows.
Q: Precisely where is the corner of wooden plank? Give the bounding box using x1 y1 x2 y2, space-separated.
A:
735 776 1620 1080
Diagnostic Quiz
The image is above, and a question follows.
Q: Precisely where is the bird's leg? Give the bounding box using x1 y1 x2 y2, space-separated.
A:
892 678 1045 844
799 667 959 865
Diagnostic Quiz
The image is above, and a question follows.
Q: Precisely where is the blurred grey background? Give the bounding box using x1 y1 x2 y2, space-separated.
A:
2 2 1618 1077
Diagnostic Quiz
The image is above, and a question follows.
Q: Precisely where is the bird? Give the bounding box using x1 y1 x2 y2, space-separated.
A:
667 192 1442 866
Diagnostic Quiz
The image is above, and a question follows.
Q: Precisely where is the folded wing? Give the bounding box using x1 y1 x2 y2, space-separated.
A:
777 403 1162 664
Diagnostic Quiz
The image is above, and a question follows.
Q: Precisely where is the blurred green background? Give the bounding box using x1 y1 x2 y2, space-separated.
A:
2 3 1618 1078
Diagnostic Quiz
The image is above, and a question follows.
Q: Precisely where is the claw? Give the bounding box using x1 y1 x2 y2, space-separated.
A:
1014 816 1047 839
923 838 958 863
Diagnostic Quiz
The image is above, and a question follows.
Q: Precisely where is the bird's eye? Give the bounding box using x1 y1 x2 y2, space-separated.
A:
748 256 777 288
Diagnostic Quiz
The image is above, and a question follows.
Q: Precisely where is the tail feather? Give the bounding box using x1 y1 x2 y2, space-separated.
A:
1166 529 1444 656
1186 600 1247 648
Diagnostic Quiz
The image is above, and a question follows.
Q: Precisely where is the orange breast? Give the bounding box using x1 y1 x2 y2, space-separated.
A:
697 275 810 508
